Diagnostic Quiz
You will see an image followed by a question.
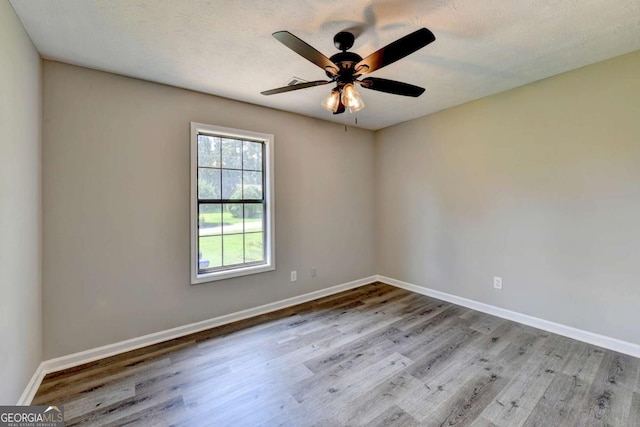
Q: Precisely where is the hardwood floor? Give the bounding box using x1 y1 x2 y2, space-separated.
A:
33 282 640 426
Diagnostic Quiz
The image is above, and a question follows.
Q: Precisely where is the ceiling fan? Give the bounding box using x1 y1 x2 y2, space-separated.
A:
261 28 436 114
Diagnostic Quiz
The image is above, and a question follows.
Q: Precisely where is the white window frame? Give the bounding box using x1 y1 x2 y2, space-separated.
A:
190 122 275 284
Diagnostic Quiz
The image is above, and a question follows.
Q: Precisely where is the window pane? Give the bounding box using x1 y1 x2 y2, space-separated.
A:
222 169 242 199
198 135 221 167
244 203 263 233
199 235 222 270
243 171 263 199
245 233 264 263
223 204 243 235
221 138 242 169
243 141 262 171
223 234 244 266
198 204 222 236
198 168 221 199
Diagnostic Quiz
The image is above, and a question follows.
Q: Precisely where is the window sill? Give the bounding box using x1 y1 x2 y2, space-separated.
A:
191 263 275 285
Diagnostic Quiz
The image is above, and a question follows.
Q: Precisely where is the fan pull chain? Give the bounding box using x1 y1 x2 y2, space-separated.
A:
343 115 358 132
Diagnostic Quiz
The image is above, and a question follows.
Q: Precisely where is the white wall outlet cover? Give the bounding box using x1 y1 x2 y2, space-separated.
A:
493 277 503 289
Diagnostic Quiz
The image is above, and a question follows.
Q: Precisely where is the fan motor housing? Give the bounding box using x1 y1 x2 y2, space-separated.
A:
327 51 363 80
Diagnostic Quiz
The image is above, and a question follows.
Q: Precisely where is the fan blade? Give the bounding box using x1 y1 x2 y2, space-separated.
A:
261 80 331 95
355 28 435 74
358 77 425 97
273 31 339 75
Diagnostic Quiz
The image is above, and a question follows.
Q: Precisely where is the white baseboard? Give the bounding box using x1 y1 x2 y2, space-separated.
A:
20 273 640 404
378 275 640 358
19 275 377 404
17 362 45 405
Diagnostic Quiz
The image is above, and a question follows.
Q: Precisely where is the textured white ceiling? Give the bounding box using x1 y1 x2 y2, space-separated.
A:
9 0 640 130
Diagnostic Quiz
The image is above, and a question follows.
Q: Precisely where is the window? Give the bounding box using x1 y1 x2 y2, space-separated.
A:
190 123 274 284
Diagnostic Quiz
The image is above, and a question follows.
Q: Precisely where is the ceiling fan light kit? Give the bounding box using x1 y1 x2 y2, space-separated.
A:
321 82 364 114
261 27 436 115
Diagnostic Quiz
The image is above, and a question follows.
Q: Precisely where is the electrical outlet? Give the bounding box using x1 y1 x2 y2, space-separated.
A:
311 267 317 277
291 270 297 282
493 276 503 290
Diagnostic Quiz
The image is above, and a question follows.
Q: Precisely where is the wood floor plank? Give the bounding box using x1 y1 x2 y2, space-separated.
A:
366 405 420 427
131 354 232 400
100 396 186 427
356 286 409 307
628 392 640 426
62 381 136 420
573 350 637 426
333 308 403 339
337 373 427 425
469 416 499 427
406 327 483 382
64 388 184 427
181 352 313 408
519 340 606 426
494 327 547 368
31 357 171 406
313 321 403 354
303 326 400 374
258 406 342 427
468 313 507 336
399 352 508 423
470 321 527 357
274 353 413 425
521 372 591 427
185 389 300 427
293 351 411 404
33 342 191 403
31 282 640 427
479 334 574 426
391 299 448 332
432 370 509 427
390 307 470 361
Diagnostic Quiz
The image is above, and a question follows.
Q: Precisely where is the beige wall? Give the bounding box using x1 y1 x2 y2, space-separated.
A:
376 51 640 344
40 48 640 360
42 61 376 359
0 1 42 403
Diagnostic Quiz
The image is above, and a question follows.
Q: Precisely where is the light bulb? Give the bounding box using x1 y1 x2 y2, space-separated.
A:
341 83 365 112
321 89 341 112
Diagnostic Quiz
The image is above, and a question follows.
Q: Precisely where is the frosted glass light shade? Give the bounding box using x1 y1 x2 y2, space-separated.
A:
341 83 364 112
321 89 341 112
